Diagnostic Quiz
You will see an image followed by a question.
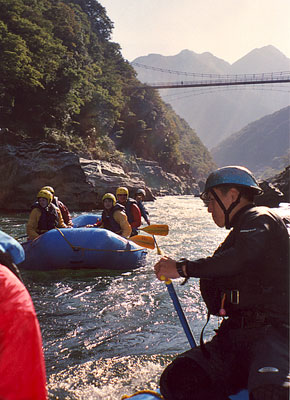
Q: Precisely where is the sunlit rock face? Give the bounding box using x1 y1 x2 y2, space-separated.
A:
0 142 200 211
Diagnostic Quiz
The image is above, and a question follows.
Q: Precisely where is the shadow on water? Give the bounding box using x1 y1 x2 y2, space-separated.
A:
21 268 133 283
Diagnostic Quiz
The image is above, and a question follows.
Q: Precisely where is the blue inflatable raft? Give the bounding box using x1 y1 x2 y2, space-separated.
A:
71 213 101 228
19 226 147 271
122 388 249 399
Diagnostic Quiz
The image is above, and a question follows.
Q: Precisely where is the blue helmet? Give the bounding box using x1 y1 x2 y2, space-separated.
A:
201 166 263 199
0 230 25 265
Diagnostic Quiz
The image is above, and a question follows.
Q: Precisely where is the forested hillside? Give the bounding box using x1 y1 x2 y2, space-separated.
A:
0 0 215 178
211 106 290 178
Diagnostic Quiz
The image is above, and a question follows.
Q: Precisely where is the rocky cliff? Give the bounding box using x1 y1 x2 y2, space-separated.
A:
0 141 200 211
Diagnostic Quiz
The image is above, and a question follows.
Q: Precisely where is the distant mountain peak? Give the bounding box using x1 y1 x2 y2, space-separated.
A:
132 46 290 149
248 45 287 57
232 45 290 72
178 49 196 55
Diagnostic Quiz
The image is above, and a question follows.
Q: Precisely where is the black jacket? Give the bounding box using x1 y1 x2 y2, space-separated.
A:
186 204 289 323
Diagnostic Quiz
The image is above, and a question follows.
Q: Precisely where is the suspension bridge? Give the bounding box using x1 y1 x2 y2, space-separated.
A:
132 62 290 89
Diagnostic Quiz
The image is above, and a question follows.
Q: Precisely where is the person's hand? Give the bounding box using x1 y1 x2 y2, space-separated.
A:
154 256 179 281
85 224 94 228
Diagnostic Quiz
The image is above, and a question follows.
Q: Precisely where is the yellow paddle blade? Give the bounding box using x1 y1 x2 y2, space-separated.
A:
140 224 169 236
130 235 155 250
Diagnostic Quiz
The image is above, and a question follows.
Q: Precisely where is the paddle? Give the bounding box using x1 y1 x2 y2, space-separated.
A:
161 275 196 348
130 235 155 250
139 224 168 254
153 235 162 255
139 224 169 236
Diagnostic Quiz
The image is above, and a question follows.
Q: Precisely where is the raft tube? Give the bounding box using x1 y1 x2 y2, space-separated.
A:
19 228 147 271
122 388 249 399
72 213 101 228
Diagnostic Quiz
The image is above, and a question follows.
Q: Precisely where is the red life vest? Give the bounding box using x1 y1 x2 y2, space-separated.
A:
0 264 47 399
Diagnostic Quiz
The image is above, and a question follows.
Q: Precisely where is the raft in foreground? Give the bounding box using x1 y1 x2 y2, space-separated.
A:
122 388 249 399
19 228 147 271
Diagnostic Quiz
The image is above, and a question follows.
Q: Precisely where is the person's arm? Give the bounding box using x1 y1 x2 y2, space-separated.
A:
130 204 142 229
139 202 150 225
86 220 103 228
26 208 41 240
113 210 132 238
56 208 66 228
59 202 73 227
155 215 273 281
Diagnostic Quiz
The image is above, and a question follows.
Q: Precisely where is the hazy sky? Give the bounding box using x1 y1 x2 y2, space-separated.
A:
99 0 290 64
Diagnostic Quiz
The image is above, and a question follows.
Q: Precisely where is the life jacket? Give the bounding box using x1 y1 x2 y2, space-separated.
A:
0 265 47 399
32 202 59 234
124 198 139 224
200 206 289 323
102 204 125 234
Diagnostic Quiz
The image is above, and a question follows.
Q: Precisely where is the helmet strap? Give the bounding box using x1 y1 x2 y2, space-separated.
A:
210 189 242 229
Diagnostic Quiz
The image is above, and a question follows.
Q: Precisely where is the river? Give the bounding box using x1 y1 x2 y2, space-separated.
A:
1 196 229 399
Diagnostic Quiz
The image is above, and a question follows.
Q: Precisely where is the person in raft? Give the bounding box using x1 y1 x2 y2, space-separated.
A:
0 230 47 399
134 188 150 225
116 186 141 236
26 189 66 240
41 186 73 227
154 166 289 400
88 193 132 238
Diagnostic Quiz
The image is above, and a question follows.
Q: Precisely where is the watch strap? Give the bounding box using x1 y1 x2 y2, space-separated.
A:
176 259 187 277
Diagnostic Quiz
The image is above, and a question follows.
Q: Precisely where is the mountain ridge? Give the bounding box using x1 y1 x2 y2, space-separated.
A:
211 106 290 178
132 45 290 148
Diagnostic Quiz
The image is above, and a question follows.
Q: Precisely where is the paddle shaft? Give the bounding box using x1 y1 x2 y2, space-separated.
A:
162 277 196 348
152 235 162 255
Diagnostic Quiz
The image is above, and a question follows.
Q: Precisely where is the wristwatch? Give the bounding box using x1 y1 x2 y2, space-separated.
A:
176 259 188 277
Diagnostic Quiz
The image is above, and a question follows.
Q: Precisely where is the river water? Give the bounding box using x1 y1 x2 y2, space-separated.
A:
1 196 228 399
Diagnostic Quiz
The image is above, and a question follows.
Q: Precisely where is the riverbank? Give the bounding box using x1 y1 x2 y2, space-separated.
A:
0 141 289 211
0 141 201 211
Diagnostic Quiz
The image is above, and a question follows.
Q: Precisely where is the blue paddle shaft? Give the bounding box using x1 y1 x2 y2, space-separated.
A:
166 281 196 348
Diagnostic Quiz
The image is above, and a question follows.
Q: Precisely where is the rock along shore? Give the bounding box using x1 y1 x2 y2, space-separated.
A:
0 141 201 211
0 141 288 212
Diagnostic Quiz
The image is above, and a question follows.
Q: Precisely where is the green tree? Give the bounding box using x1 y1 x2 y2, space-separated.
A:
0 0 215 179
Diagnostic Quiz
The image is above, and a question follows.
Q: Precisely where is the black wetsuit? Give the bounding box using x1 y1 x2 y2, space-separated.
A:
160 204 289 400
